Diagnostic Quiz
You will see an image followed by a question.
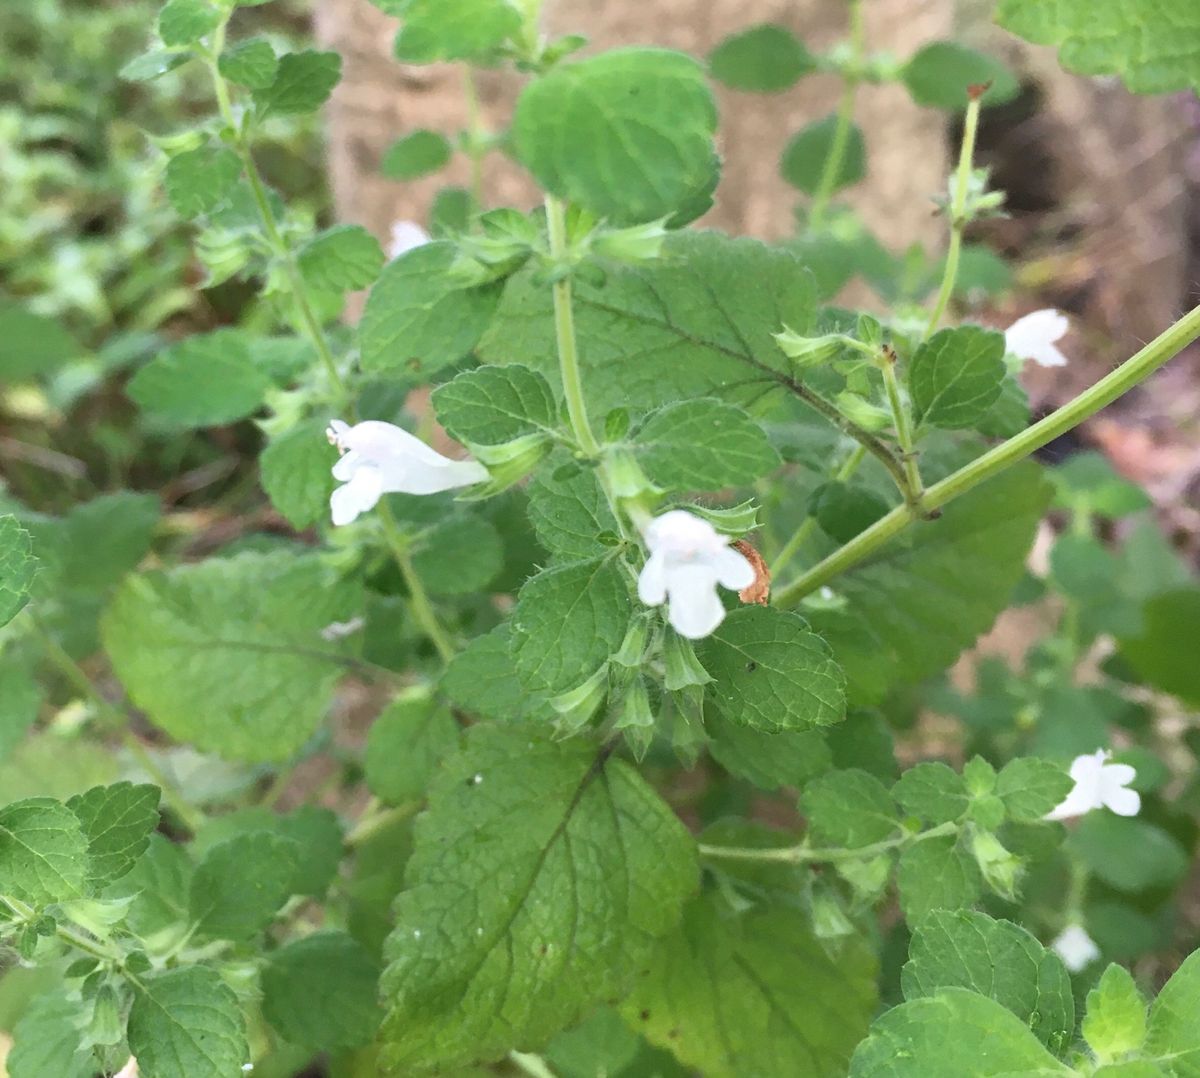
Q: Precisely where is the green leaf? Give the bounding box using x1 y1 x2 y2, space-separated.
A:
432 365 558 446
902 42 1020 110
1 517 37 628
1054 451 1153 517
277 805 343 898
892 762 969 825
382 129 454 179
631 399 780 491
527 461 619 561
393 0 521 62
622 894 877 1077
902 910 1075 1055
545 1009 645 1078
440 625 553 724
1084 964 1147 1062
1070 815 1188 894
810 481 891 544
165 145 242 218
217 36 277 88
102 551 361 762
0 302 83 381
510 556 633 694
802 768 898 849
0 797 88 905
65 782 160 890
782 114 866 195
365 692 461 805
378 727 697 1071
189 831 299 940
513 48 718 224
259 419 337 530
104 832 191 942
709 23 815 92
158 0 219 46
360 242 502 376
298 225 385 292
706 712 831 790
1145 949 1200 1071
8 992 93 1078
697 606 846 733
1119 589 1200 706
0 663 41 765
909 326 1007 430
897 835 982 921
253 49 342 116
120 48 192 82
410 516 503 596
850 988 1071 1077
127 329 271 428
480 231 817 415
128 967 248 1078
995 0 1200 95
263 932 382 1052
995 757 1072 822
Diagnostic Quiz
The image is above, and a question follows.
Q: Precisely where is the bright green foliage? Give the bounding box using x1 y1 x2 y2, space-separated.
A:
0 517 37 628
298 225 386 292
392 0 522 62
622 895 878 1077
996 0 1200 94
218 37 278 88
127 967 248 1078
849 988 1071 1076
706 714 832 790
410 516 504 595
995 757 1073 821
709 24 815 92
782 115 867 195
902 42 1020 109
0 663 41 764
189 831 300 940
378 727 697 1071
893 762 969 824
360 242 502 376
0 303 83 381
1119 589 1200 706
902 910 1075 1055
364 692 461 804
544 1009 646 1078
262 932 382 1051
432 365 559 445
526 462 619 560
631 399 780 490
802 770 899 848
0 797 88 904
698 606 846 733
252 49 342 116
440 626 553 724
1145 950 1200 1070
65 782 160 890
127 329 271 427
8 992 94 1078
259 419 337 529
105 832 192 941
909 326 1007 430
163 146 241 218
1084 964 1147 1062
513 49 718 224
510 555 633 693
102 552 362 761
897 835 982 921
157 0 219 46
382 130 454 179
1071 815 1188 893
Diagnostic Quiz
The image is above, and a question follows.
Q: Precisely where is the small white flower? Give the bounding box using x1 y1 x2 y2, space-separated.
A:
326 419 487 526
1051 924 1100 972
637 510 755 640
1044 749 1140 821
389 220 431 260
1005 309 1070 368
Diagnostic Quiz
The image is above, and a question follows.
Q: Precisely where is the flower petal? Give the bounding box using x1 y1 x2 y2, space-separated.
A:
330 464 384 526
637 550 668 605
1102 783 1141 817
1005 309 1070 368
378 457 488 495
341 420 455 468
389 220 431 259
331 449 363 482
665 564 726 640
710 545 756 591
1051 925 1099 972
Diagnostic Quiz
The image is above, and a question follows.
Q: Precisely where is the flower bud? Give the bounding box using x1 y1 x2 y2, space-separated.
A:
549 665 609 735
971 830 1022 900
688 500 761 536
835 392 891 432
593 220 669 264
457 434 552 498
662 629 713 690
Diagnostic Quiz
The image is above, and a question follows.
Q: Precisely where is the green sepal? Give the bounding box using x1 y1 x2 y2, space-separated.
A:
663 629 714 690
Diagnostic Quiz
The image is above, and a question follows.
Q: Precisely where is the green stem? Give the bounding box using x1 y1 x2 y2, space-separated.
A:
699 820 957 866
1 895 125 964
775 301 1200 605
924 94 983 339
344 796 422 848
808 0 865 231
770 444 866 577
544 195 600 457
378 501 456 664
462 67 486 216
880 355 924 504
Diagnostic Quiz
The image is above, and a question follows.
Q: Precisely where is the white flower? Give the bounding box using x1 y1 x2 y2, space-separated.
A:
1044 749 1140 821
1051 924 1100 972
326 419 487 526
637 510 755 640
1005 309 1070 368
389 220 431 260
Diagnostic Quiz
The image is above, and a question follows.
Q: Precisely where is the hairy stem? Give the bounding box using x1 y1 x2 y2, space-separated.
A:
699 820 957 865
378 501 457 664
880 354 924 505
1 895 126 964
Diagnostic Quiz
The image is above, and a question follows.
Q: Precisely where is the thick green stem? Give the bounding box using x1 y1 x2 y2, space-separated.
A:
771 444 866 577
699 820 957 866
881 355 924 504
378 502 456 664
924 94 983 339
775 301 1200 605
808 0 865 231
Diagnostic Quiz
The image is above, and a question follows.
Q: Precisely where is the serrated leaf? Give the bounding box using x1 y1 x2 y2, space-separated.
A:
1 516 37 628
128 966 248 1078
782 114 866 195
104 832 192 942
102 552 361 762
709 23 814 92
277 805 343 898
393 0 522 62
263 932 382 1052
127 329 271 428
158 0 219 46
1145 949 1200 1071
849 988 1071 1077
631 398 780 491
66 782 161 890
697 606 846 733
910 326 1007 430
8 991 93 1078
622 894 877 1077
365 693 461 805
359 242 502 376
410 515 503 596
382 129 454 179
897 835 981 921
432 365 558 446
217 36 278 88
189 831 299 940
1084 964 1147 1062
253 49 341 116
526 459 618 561
902 910 1074 1055
802 769 899 849
259 419 336 529
902 42 1020 109
120 48 191 82
513 49 717 225
893 762 969 824
706 712 831 790
164 145 242 218
995 757 1072 822
480 231 817 415
0 797 88 905
378 727 697 1071
440 625 553 724
298 224 385 292
510 555 633 694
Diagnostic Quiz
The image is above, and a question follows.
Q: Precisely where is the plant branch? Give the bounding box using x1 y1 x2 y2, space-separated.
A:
2 895 125 964
699 820 957 865
377 501 456 664
808 0 865 230
880 351 924 505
